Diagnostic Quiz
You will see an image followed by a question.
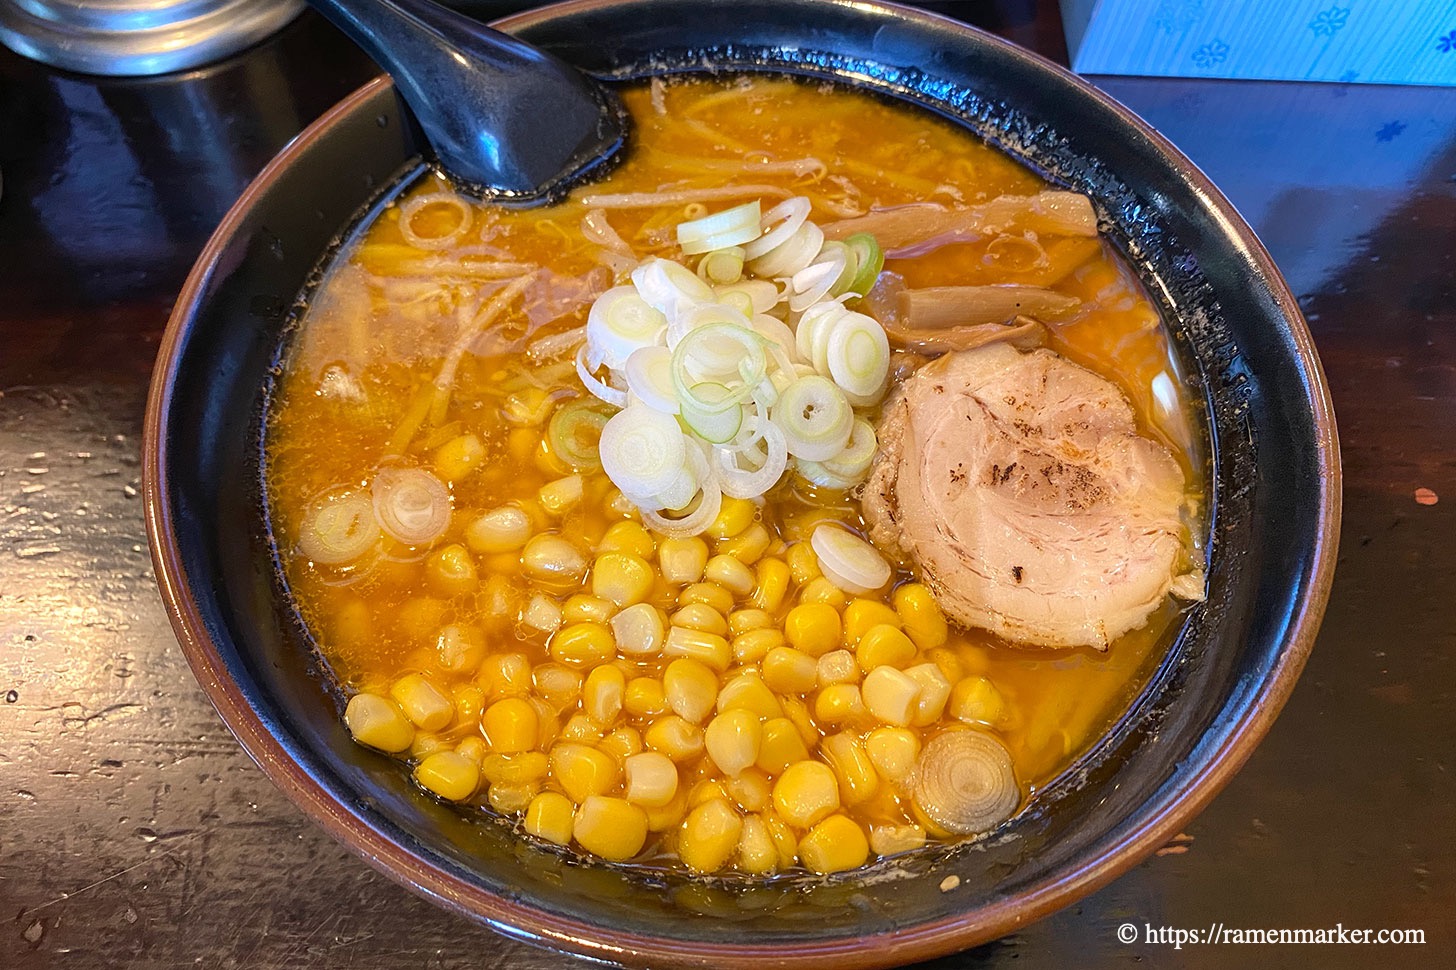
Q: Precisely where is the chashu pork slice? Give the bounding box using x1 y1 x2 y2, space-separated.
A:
862 342 1201 649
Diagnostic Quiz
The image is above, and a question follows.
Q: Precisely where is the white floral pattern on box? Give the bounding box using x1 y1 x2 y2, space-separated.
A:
1062 0 1456 85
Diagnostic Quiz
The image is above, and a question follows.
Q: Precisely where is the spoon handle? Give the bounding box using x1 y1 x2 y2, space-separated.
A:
308 0 624 198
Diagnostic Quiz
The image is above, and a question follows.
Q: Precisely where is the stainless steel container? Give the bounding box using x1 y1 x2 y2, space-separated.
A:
0 0 305 75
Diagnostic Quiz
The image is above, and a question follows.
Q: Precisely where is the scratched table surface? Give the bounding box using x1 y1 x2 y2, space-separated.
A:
1 2 1451 967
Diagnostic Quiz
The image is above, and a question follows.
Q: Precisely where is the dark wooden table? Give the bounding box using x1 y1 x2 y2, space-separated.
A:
2 4 1451 967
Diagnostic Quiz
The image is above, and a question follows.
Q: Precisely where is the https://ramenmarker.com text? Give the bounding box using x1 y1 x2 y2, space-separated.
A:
1117 923 1426 949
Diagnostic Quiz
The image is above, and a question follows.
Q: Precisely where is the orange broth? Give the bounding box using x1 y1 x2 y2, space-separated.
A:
265 76 1205 874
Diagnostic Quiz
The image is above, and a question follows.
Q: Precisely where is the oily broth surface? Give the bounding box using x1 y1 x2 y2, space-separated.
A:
265 76 1204 865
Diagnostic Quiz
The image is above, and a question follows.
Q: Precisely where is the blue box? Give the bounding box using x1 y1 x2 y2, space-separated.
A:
1062 0 1456 85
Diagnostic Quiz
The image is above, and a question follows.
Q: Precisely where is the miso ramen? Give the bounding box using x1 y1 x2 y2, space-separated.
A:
264 76 1206 876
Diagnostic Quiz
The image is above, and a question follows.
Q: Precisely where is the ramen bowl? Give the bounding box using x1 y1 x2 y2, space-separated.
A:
142 0 1339 965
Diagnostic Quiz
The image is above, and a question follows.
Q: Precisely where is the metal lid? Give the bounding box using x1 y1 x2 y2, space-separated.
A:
0 0 306 76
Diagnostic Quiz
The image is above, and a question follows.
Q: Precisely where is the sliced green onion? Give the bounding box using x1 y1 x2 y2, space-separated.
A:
679 384 744 443
716 415 788 500
598 405 688 501
771 375 853 461
714 279 781 314
548 400 615 471
640 446 722 538
677 200 762 255
624 346 679 414
810 523 891 595
748 220 824 279
697 246 746 285
789 242 849 311
843 232 884 296
586 285 667 369
575 345 628 408
371 466 451 547
796 300 849 376
794 457 860 491
819 418 878 482
825 310 890 399
744 197 810 260
298 489 381 565
632 256 715 323
671 323 765 413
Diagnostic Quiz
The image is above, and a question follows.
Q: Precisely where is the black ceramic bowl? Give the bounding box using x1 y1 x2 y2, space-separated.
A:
143 0 1340 966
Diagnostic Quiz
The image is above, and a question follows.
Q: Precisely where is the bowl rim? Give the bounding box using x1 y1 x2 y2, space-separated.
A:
142 1 1342 965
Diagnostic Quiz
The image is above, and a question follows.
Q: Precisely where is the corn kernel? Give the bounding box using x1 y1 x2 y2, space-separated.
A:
663 658 718 723
644 788 689 832
678 581 734 616
466 504 532 555
704 709 763 776
390 673 454 732
679 798 744 874
410 731 449 760
583 665 626 726
893 582 949 650
772 761 840 828
624 750 679 807
434 623 485 672
624 676 668 718
425 544 478 599
728 608 775 637
664 625 731 671
521 534 588 590
521 593 563 634
856 624 918 672
559 713 602 744
750 556 791 613
482 750 549 785
451 684 486 725
814 683 867 726
599 725 643 763
454 735 487 765
705 496 756 539
396 598 447 645
476 652 530 701
687 778 730 807
816 649 860 687
756 718 811 775
865 726 920 783
821 733 879 805
414 751 481 802
490 781 539 814
482 697 538 753
433 432 486 482
549 742 620 802
862 666 923 727
592 551 655 607
784 603 842 658
786 542 821 585
756 811 797 869
574 796 648 861
525 791 575 845
799 815 869 873
529 697 560 749
549 621 616 667
949 676 1006 726
344 692 415 753
507 426 538 463
503 386 552 426
671 602 729 636
716 672 783 720
724 767 771 813
539 474 584 516
717 521 771 565
598 520 656 559
643 715 705 762
561 593 617 625
731 627 786 664
762 647 818 695
844 599 903 645
780 696 820 749
797 576 846 608
870 823 927 856
903 662 952 726
533 663 583 708
659 536 709 583
737 814 779 874
603 603 659 656
702 554 755 596
928 647 968 682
